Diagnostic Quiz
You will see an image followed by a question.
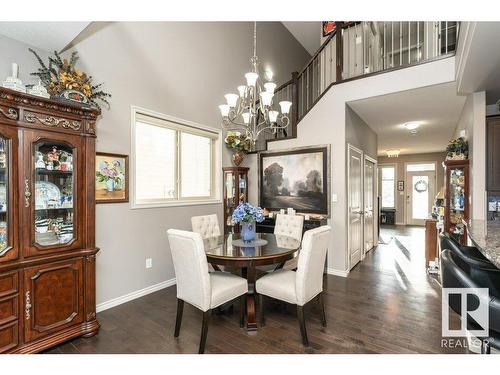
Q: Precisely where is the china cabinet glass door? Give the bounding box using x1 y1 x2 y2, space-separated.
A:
34 141 75 246
23 130 83 256
238 172 247 203
0 127 18 263
448 166 466 236
0 137 9 254
225 171 236 231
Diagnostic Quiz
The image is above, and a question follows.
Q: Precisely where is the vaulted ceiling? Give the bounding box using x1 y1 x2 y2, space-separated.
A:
0 22 90 52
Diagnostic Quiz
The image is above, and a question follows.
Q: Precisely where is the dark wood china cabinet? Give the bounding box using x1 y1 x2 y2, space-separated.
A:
0 87 99 353
223 167 249 234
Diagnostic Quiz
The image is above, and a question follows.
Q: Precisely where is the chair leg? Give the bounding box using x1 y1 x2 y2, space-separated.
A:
318 292 327 327
174 299 184 337
240 295 246 328
297 305 309 347
258 294 265 326
481 340 491 354
199 310 210 354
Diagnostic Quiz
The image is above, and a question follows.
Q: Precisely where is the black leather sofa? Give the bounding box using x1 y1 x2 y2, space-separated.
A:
440 249 500 354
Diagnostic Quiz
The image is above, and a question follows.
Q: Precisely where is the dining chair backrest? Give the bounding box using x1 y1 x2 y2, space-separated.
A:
274 214 304 242
167 229 211 311
191 214 221 239
296 225 331 305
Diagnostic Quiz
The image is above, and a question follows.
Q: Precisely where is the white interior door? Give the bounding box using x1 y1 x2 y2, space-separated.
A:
406 170 436 226
348 146 363 269
364 157 376 254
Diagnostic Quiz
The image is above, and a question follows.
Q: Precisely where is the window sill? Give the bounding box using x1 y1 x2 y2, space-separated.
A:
131 198 222 210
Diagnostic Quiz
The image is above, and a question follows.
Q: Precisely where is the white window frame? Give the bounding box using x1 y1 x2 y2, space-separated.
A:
379 163 397 209
131 106 222 209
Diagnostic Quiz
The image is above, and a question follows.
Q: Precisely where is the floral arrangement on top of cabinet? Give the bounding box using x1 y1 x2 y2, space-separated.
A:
34 143 75 246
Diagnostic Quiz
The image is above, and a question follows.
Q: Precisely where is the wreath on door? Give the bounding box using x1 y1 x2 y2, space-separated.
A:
414 179 428 193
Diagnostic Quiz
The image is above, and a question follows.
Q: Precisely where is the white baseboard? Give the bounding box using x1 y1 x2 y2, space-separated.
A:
326 268 349 277
96 278 176 313
395 222 405 226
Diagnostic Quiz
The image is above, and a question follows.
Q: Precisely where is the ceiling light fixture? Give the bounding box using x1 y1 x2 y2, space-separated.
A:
403 121 420 135
218 22 290 148
387 149 400 158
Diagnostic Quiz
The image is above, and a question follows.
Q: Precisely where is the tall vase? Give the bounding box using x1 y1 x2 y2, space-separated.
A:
232 151 245 166
241 221 256 242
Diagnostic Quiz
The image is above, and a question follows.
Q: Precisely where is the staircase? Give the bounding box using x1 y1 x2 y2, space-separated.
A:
254 21 459 152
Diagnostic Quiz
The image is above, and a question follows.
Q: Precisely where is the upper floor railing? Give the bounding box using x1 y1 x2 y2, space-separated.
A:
253 21 459 152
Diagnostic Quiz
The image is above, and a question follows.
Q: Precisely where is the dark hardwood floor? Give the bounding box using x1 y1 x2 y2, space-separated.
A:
45 225 468 354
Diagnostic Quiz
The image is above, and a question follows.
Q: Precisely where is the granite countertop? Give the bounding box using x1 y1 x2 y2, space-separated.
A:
465 220 500 269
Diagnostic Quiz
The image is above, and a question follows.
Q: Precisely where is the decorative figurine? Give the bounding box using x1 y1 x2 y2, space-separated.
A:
2 63 26 93
47 147 60 170
27 79 50 98
35 151 46 169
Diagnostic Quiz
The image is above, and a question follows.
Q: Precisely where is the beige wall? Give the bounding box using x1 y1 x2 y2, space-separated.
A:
0 34 49 87
377 152 447 225
345 105 378 159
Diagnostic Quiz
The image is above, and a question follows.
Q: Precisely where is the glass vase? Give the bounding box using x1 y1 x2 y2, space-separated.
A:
241 221 256 242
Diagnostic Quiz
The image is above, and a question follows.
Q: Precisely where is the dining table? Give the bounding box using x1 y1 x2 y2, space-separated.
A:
202 232 301 331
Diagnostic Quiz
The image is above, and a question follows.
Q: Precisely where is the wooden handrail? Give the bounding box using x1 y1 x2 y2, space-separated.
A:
274 76 294 93
298 30 336 76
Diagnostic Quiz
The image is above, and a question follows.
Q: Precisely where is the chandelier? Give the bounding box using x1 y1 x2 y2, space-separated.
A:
218 22 292 147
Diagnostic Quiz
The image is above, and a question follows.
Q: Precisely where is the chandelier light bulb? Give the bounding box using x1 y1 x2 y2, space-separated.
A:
264 82 277 94
242 112 251 124
237 85 247 97
265 68 274 81
269 110 279 123
260 92 273 107
245 72 258 87
219 104 230 117
225 93 239 108
279 100 292 114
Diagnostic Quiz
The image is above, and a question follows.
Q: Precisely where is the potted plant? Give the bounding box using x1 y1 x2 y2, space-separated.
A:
224 131 252 166
446 137 469 160
231 202 265 242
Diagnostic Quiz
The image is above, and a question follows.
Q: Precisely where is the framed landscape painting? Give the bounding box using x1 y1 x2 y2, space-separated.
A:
259 145 330 215
95 152 129 203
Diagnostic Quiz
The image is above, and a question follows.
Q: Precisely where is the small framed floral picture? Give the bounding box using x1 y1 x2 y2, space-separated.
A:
95 152 129 203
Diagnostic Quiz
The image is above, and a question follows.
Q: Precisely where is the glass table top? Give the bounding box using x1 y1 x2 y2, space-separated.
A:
203 232 301 260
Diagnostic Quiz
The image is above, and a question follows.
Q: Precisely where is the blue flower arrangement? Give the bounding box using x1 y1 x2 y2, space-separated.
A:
232 202 265 224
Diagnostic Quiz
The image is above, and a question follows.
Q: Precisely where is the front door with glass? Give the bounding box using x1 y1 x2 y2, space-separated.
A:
406 170 436 226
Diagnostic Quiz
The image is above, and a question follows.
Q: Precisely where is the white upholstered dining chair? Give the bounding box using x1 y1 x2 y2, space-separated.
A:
274 214 304 270
256 225 331 346
167 229 248 354
192 214 222 271
191 214 221 239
